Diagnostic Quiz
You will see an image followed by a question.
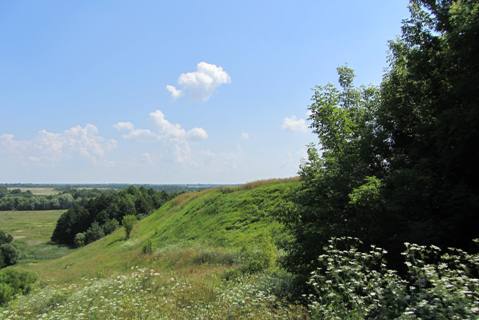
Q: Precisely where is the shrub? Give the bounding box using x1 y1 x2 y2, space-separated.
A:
85 222 105 244
0 244 19 268
103 218 120 235
192 250 236 265
142 240 153 255
122 215 137 239
238 237 278 274
0 231 18 269
0 231 14 244
0 269 36 305
74 233 86 248
306 237 479 319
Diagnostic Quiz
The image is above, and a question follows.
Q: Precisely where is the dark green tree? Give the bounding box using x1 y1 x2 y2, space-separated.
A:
281 0 479 286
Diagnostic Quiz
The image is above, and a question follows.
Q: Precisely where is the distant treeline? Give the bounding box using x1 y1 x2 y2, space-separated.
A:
51 186 173 246
1 183 222 193
0 184 216 211
0 188 90 211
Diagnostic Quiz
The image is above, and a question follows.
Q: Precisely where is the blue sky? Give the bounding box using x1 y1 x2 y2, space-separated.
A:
0 1 409 184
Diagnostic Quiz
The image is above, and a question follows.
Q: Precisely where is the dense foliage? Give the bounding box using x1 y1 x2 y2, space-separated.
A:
0 187 76 211
0 270 36 306
51 186 171 246
307 237 479 319
0 231 18 269
281 0 479 286
122 215 137 239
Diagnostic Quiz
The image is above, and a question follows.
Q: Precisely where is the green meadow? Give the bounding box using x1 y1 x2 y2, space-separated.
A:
0 210 72 262
2 180 307 319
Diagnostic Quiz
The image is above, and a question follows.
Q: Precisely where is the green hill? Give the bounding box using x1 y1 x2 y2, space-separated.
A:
3 179 305 320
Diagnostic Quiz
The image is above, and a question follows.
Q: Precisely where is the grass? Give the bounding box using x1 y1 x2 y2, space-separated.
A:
0 210 72 261
2 179 306 319
6 187 60 196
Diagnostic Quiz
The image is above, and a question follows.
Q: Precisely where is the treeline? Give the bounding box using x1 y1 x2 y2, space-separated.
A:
276 0 479 316
51 186 173 247
0 188 96 211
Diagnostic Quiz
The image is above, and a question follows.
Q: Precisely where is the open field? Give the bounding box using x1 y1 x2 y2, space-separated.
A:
7 187 60 196
0 210 72 261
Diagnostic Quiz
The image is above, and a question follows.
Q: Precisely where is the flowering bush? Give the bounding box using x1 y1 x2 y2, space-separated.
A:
307 237 479 320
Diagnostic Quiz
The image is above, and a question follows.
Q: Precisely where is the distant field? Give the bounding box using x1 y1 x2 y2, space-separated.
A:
7 187 60 195
0 210 72 261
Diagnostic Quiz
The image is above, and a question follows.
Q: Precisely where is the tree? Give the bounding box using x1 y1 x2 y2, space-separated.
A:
74 233 86 248
122 215 137 240
0 244 18 268
103 218 119 235
0 231 13 245
281 0 479 287
377 0 479 252
0 231 18 269
280 66 383 282
85 222 105 244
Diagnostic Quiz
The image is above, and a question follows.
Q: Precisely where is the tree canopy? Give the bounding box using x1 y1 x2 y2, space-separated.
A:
281 0 479 284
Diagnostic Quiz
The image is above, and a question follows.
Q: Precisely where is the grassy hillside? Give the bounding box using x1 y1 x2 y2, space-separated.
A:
0 210 71 261
15 179 297 284
2 179 306 319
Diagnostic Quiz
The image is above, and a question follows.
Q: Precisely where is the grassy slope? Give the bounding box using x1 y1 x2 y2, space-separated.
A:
17 179 298 284
0 210 71 261
4 179 307 319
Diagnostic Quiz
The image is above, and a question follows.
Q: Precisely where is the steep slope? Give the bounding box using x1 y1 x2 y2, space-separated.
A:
17 179 298 283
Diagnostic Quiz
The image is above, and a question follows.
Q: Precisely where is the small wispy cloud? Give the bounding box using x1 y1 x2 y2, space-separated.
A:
240 132 250 140
282 116 308 133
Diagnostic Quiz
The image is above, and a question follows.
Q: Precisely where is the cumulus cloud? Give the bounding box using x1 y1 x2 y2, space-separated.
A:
166 61 231 101
282 116 308 133
114 109 208 163
0 124 116 163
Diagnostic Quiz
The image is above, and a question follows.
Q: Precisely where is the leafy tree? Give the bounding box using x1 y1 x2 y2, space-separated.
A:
85 222 105 244
51 205 92 245
0 231 13 245
0 244 18 268
74 233 86 248
122 215 137 239
280 66 383 281
376 0 479 252
51 187 172 246
281 0 479 286
103 218 120 235
0 231 18 269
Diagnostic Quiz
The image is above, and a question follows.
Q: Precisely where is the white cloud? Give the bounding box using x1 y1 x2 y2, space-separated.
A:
0 124 116 163
114 121 155 140
240 132 250 140
188 127 209 140
113 121 134 131
114 109 208 163
166 61 231 101
282 116 308 133
150 110 188 140
165 84 182 99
